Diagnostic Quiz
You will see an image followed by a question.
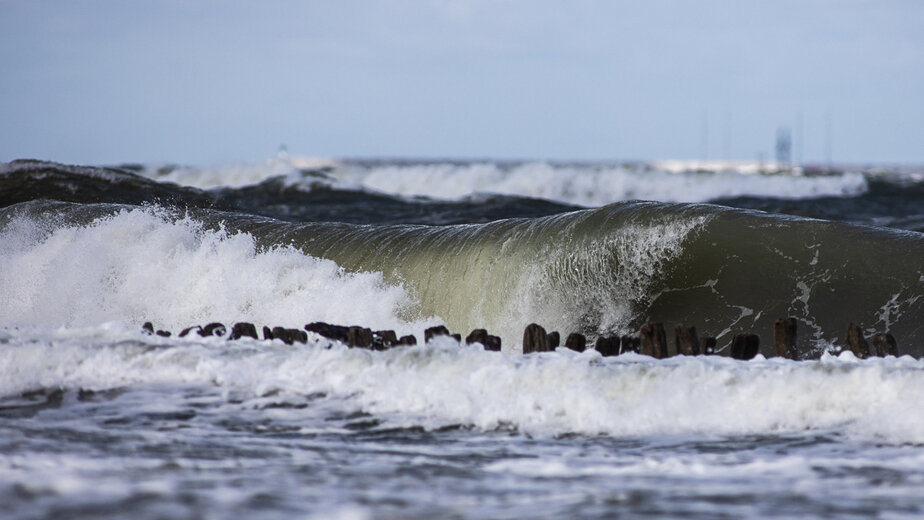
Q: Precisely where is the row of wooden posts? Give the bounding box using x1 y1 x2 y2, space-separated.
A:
521 319 899 359
142 318 899 359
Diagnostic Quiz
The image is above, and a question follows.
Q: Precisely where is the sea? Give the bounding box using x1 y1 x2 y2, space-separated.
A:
1 155 923 519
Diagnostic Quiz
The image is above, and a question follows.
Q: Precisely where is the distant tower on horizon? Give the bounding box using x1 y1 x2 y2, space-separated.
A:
775 127 792 167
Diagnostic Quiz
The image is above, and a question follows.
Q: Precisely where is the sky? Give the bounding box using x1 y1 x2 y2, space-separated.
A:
1 0 922 166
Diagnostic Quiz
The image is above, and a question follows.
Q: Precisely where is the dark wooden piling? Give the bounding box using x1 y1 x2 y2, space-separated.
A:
424 325 451 343
621 334 640 354
397 334 418 346
466 329 488 346
730 334 760 360
774 318 798 359
201 322 226 337
466 329 501 351
373 330 398 350
565 333 586 352
263 326 274 340
271 327 308 345
546 331 560 350
845 323 870 358
348 326 373 348
639 323 668 359
674 324 700 356
872 332 898 357
305 322 350 343
594 335 620 357
523 323 549 354
142 321 171 337
229 322 259 340
179 325 201 338
700 336 717 355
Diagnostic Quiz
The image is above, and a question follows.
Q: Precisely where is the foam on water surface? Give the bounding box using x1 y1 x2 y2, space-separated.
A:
2 330 923 444
126 156 870 206
0 208 437 335
333 161 869 206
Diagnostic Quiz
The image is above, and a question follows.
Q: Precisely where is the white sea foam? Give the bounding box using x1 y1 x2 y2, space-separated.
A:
125 156 869 205
137 154 340 189
334 161 869 206
1 335 922 444
0 209 437 334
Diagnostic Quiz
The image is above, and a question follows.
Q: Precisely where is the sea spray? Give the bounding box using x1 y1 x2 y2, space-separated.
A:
0 206 437 335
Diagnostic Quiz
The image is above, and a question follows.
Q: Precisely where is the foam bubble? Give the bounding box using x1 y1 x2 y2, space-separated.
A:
0 208 438 334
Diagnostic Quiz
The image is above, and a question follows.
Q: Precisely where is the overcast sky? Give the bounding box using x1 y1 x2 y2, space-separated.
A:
1 0 922 165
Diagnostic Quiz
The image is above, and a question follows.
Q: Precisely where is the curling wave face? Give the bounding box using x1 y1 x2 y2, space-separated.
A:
2 199 922 355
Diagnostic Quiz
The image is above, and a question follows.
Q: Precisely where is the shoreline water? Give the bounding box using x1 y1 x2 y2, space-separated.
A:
2 157 924 519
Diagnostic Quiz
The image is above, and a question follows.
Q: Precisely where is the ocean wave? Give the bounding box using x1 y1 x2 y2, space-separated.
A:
333 161 870 206
2 335 922 443
4 200 922 354
0 206 437 335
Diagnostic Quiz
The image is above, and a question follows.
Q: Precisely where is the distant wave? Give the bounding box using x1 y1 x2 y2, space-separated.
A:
333 161 871 206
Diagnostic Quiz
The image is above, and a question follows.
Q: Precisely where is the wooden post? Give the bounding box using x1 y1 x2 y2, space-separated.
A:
201 322 227 337
546 331 561 350
700 336 717 355
730 334 760 360
674 324 700 355
424 325 451 343
348 326 373 348
564 333 586 352
639 323 668 359
774 318 798 359
594 335 620 357
844 323 869 358
523 323 549 354
273 327 308 345
621 334 640 354
305 322 350 343
230 322 259 340
871 332 898 357
466 329 488 346
373 330 398 350
485 335 502 352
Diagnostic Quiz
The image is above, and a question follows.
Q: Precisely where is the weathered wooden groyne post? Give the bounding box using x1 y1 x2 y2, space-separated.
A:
844 323 870 358
674 324 700 356
546 331 560 350
466 328 488 346
424 325 451 343
639 322 668 359
621 334 640 354
774 318 798 359
594 335 620 356
730 334 760 360
872 332 898 357
230 322 258 340
564 333 586 352
466 328 501 351
523 323 549 353
700 336 717 355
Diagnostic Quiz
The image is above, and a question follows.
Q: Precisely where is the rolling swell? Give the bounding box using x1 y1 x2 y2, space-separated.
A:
217 203 924 355
6 198 921 355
